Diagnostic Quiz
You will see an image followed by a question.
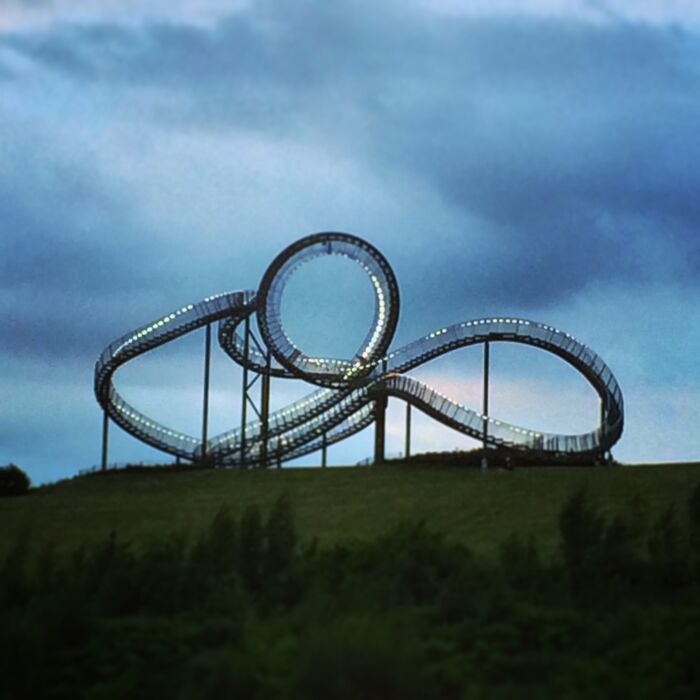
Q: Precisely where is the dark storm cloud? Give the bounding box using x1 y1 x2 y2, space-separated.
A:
364 19 700 304
0 200 139 294
2 0 700 310
0 136 166 360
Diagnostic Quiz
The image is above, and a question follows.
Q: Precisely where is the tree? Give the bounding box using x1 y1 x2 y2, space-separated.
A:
265 494 296 576
648 504 687 588
0 464 30 497
558 489 604 593
238 504 263 591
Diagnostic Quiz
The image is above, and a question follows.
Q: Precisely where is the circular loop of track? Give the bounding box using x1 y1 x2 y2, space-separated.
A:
256 232 400 387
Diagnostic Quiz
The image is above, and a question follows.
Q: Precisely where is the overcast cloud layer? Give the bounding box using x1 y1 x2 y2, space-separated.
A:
1 0 698 483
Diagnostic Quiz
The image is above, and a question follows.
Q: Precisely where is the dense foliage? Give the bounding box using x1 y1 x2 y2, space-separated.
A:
0 464 30 497
2 488 700 698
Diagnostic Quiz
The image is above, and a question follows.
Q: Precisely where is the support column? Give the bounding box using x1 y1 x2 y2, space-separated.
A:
481 340 490 472
374 394 388 465
260 351 271 468
321 432 328 468
240 316 250 469
599 399 609 467
404 403 411 459
201 323 212 464
101 408 109 471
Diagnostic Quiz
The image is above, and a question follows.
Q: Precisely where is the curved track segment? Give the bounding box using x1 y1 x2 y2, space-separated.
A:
95 233 624 466
94 291 255 460
94 289 375 466
218 315 623 457
378 317 623 456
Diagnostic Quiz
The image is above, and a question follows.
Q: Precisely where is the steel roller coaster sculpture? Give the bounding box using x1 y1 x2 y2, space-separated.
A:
95 232 624 468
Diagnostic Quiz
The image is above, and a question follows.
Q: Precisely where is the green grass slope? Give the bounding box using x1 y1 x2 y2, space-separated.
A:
2 461 699 560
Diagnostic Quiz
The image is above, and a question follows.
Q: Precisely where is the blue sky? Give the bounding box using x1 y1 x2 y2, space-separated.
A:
1 0 699 483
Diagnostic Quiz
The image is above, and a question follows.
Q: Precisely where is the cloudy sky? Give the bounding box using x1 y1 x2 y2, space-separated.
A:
1 0 699 484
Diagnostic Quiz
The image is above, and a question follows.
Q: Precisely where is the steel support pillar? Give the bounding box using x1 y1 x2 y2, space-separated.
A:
374 394 388 465
481 340 490 472
599 399 609 466
321 432 328 468
201 323 212 464
101 408 109 471
260 351 271 468
404 403 411 459
240 316 250 469
239 317 270 469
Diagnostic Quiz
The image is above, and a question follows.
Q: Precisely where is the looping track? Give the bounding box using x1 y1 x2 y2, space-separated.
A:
95 233 624 466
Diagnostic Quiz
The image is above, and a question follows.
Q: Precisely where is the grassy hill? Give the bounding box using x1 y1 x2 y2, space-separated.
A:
2 460 699 560
3 459 700 698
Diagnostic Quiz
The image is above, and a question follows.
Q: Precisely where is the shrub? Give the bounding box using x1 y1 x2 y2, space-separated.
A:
0 464 30 497
648 504 688 587
239 504 263 592
265 494 296 577
558 489 605 592
688 482 700 542
688 483 700 580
